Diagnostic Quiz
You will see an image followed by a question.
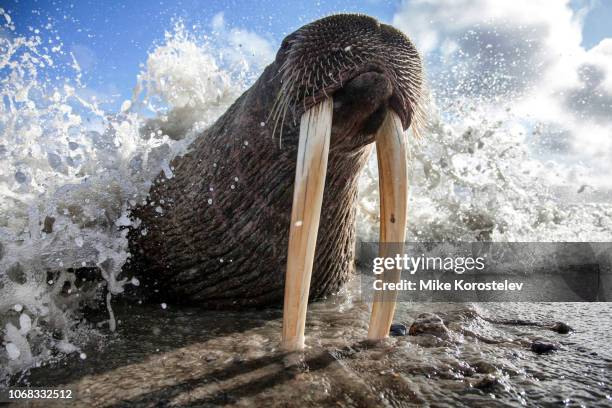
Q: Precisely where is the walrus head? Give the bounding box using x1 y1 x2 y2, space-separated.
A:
128 14 425 351
270 14 424 144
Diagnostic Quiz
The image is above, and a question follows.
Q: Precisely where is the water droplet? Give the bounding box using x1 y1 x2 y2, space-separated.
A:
120 100 131 112
6 343 20 360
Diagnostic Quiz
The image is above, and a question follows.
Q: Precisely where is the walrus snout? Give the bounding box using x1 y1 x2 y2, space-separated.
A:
332 71 394 141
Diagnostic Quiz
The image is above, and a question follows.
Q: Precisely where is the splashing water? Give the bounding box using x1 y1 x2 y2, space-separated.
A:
357 103 612 243
1 9 611 386
0 14 247 381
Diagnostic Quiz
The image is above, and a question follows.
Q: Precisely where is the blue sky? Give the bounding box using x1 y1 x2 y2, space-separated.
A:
4 0 612 111
3 0 396 108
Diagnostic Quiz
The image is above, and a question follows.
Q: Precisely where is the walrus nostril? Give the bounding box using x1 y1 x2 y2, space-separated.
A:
333 72 393 139
338 72 393 106
331 71 393 136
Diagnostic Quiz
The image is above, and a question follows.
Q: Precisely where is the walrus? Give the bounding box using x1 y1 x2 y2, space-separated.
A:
126 14 425 349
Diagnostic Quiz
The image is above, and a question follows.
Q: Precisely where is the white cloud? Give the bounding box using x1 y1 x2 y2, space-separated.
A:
393 0 612 188
210 12 275 72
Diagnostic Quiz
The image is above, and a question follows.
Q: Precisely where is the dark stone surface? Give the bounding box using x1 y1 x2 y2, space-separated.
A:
531 341 558 354
389 323 408 336
550 322 573 334
408 313 451 339
473 375 500 390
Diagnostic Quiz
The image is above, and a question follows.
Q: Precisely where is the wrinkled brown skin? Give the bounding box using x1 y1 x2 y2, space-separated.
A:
126 15 414 308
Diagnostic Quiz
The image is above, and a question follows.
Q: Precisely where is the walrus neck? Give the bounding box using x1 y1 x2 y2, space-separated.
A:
127 57 375 307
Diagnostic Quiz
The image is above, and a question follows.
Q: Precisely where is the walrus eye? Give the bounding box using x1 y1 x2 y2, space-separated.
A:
281 99 409 351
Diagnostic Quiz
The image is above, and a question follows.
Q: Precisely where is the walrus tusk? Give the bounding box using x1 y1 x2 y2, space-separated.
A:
367 111 409 341
282 98 333 351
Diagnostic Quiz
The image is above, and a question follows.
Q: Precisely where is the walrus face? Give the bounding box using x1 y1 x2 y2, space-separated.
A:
276 15 425 350
270 14 424 142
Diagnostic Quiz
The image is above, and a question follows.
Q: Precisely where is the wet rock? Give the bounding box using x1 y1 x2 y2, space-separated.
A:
408 313 451 339
7 262 27 284
43 216 56 233
370 351 388 361
473 374 500 390
550 322 573 334
531 341 558 354
389 323 408 336
411 334 448 348
471 360 497 374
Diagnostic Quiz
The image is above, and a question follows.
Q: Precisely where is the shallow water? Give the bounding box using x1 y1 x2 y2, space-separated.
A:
8 278 611 407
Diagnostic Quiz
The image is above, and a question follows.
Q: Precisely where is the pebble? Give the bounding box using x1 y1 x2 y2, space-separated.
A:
408 313 451 339
389 323 408 336
550 322 573 334
531 341 558 354
474 374 500 390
